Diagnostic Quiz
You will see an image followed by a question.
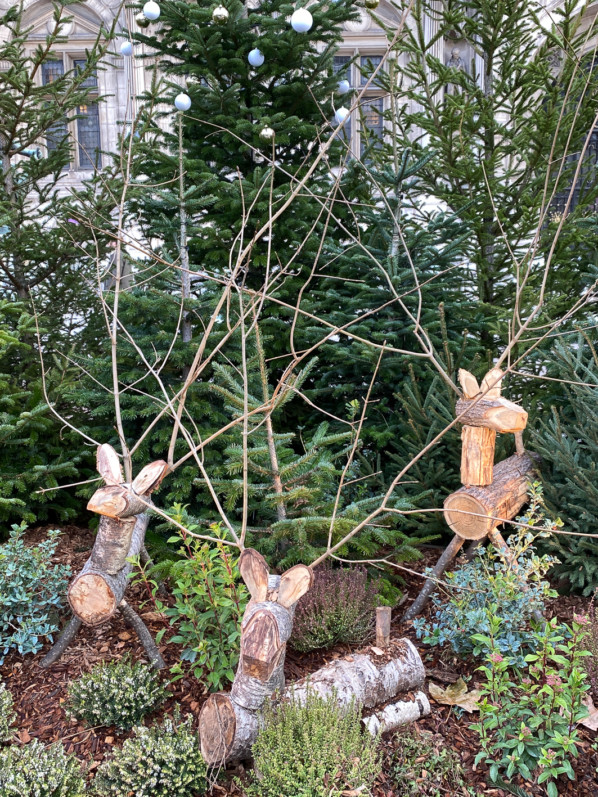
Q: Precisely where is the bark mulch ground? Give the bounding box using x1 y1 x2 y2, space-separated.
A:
2 526 597 796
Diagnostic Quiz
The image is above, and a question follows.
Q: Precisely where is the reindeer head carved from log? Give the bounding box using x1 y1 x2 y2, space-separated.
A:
238 548 313 682
457 368 528 434
87 444 169 520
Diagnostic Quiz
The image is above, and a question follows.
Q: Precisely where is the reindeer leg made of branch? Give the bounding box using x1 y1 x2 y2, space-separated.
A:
41 444 168 669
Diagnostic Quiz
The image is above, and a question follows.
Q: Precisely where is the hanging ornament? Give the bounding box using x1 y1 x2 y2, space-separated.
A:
143 1 161 21
335 106 349 125
259 126 275 142
174 93 192 111
337 79 350 95
248 48 265 67
120 40 134 57
364 0 379 8
290 7 313 32
212 4 229 23
136 11 150 27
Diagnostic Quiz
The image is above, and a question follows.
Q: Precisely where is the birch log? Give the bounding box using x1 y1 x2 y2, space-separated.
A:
362 691 430 735
200 639 426 764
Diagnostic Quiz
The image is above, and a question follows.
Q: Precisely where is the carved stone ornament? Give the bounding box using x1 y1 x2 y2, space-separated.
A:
345 9 372 32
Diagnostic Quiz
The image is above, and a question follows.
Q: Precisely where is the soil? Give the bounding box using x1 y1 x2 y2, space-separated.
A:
2 525 597 796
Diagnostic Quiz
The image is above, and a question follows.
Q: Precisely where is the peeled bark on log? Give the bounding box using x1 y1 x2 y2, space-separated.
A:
456 397 527 433
444 452 535 540
460 425 496 486
200 640 426 764
362 690 430 736
68 513 149 626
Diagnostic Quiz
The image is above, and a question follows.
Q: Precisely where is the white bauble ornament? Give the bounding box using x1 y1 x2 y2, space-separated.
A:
174 93 192 111
212 4 229 23
337 79 350 94
248 48 265 67
120 40 134 57
259 126 275 142
136 11 151 27
335 106 349 124
143 1 161 21
290 7 313 32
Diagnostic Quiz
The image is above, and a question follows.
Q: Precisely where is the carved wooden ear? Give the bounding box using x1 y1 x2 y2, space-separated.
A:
96 444 123 485
458 369 480 399
277 564 313 608
481 367 503 399
131 460 168 495
239 548 269 602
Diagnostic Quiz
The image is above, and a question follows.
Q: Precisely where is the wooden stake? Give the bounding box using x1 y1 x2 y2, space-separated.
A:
375 606 391 648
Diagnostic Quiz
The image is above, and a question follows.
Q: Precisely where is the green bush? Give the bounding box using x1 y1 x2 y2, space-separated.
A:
0 523 70 665
0 739 85 797
413 485 558 666
141 515 248 691
0 682 15 743
67 656 167 731
93 712 207 797
390 728 474 796
291 566 379 653
244 691 381 797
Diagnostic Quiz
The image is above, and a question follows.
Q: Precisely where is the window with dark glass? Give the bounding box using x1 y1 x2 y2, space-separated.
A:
360 55 384 87
333 55 351 80
43 60 68 161
359 96 384 156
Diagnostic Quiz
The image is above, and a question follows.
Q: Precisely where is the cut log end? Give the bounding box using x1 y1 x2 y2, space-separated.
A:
199 694 237 765
68 574 116 626
241 609 282 680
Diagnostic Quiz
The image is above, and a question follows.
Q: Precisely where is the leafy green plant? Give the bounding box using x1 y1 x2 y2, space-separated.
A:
291 566 379 653
390 728 475 796
93 711 206 797
413 485 559 665
138 510 248 691
472 616 590 796
67 656 167 731
0 523 70 664
243 691 381 797
0 739 85 797
0 682 15 743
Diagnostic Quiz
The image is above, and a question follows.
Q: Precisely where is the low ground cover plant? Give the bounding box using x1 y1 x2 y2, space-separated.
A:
0 523 70 664
0 682 15 743
0 739 85 797
414 487 558 665
291 565 379 652
243 690 381 797
390 728 475 796
67 656 167 731
473 616 590 796
93 711 206 797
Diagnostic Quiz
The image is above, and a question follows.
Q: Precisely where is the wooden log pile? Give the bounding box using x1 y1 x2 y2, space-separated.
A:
403 367 536 621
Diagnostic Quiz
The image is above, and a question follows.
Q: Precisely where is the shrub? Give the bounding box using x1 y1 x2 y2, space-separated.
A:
93 712 207 797
413 485 558 665
0 739 85 797
0 682 15 743
0 523 70 664
472 616 589 796
138 513 248 691
67 656 167 731
390 728 474 796
290 565 379 653
243 691 382 797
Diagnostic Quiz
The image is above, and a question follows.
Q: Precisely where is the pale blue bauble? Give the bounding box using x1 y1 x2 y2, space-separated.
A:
290 8 313 32
174 93 192 111
248 48 265 67
143 1 161 21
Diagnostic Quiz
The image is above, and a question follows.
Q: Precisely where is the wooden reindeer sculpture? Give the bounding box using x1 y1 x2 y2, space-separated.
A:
200 549 429 765
403 367 534 621
41 444 169 669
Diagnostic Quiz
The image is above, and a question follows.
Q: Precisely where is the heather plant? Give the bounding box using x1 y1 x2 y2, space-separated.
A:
414 486 558 665
139 511 248 691
0 739 85 797
243 691 381 797
290 566 380 653
0 523 70 664
93 711 207 797
0 682 15 743
390 728 475 796
67 656 167 731
472 616 590 796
